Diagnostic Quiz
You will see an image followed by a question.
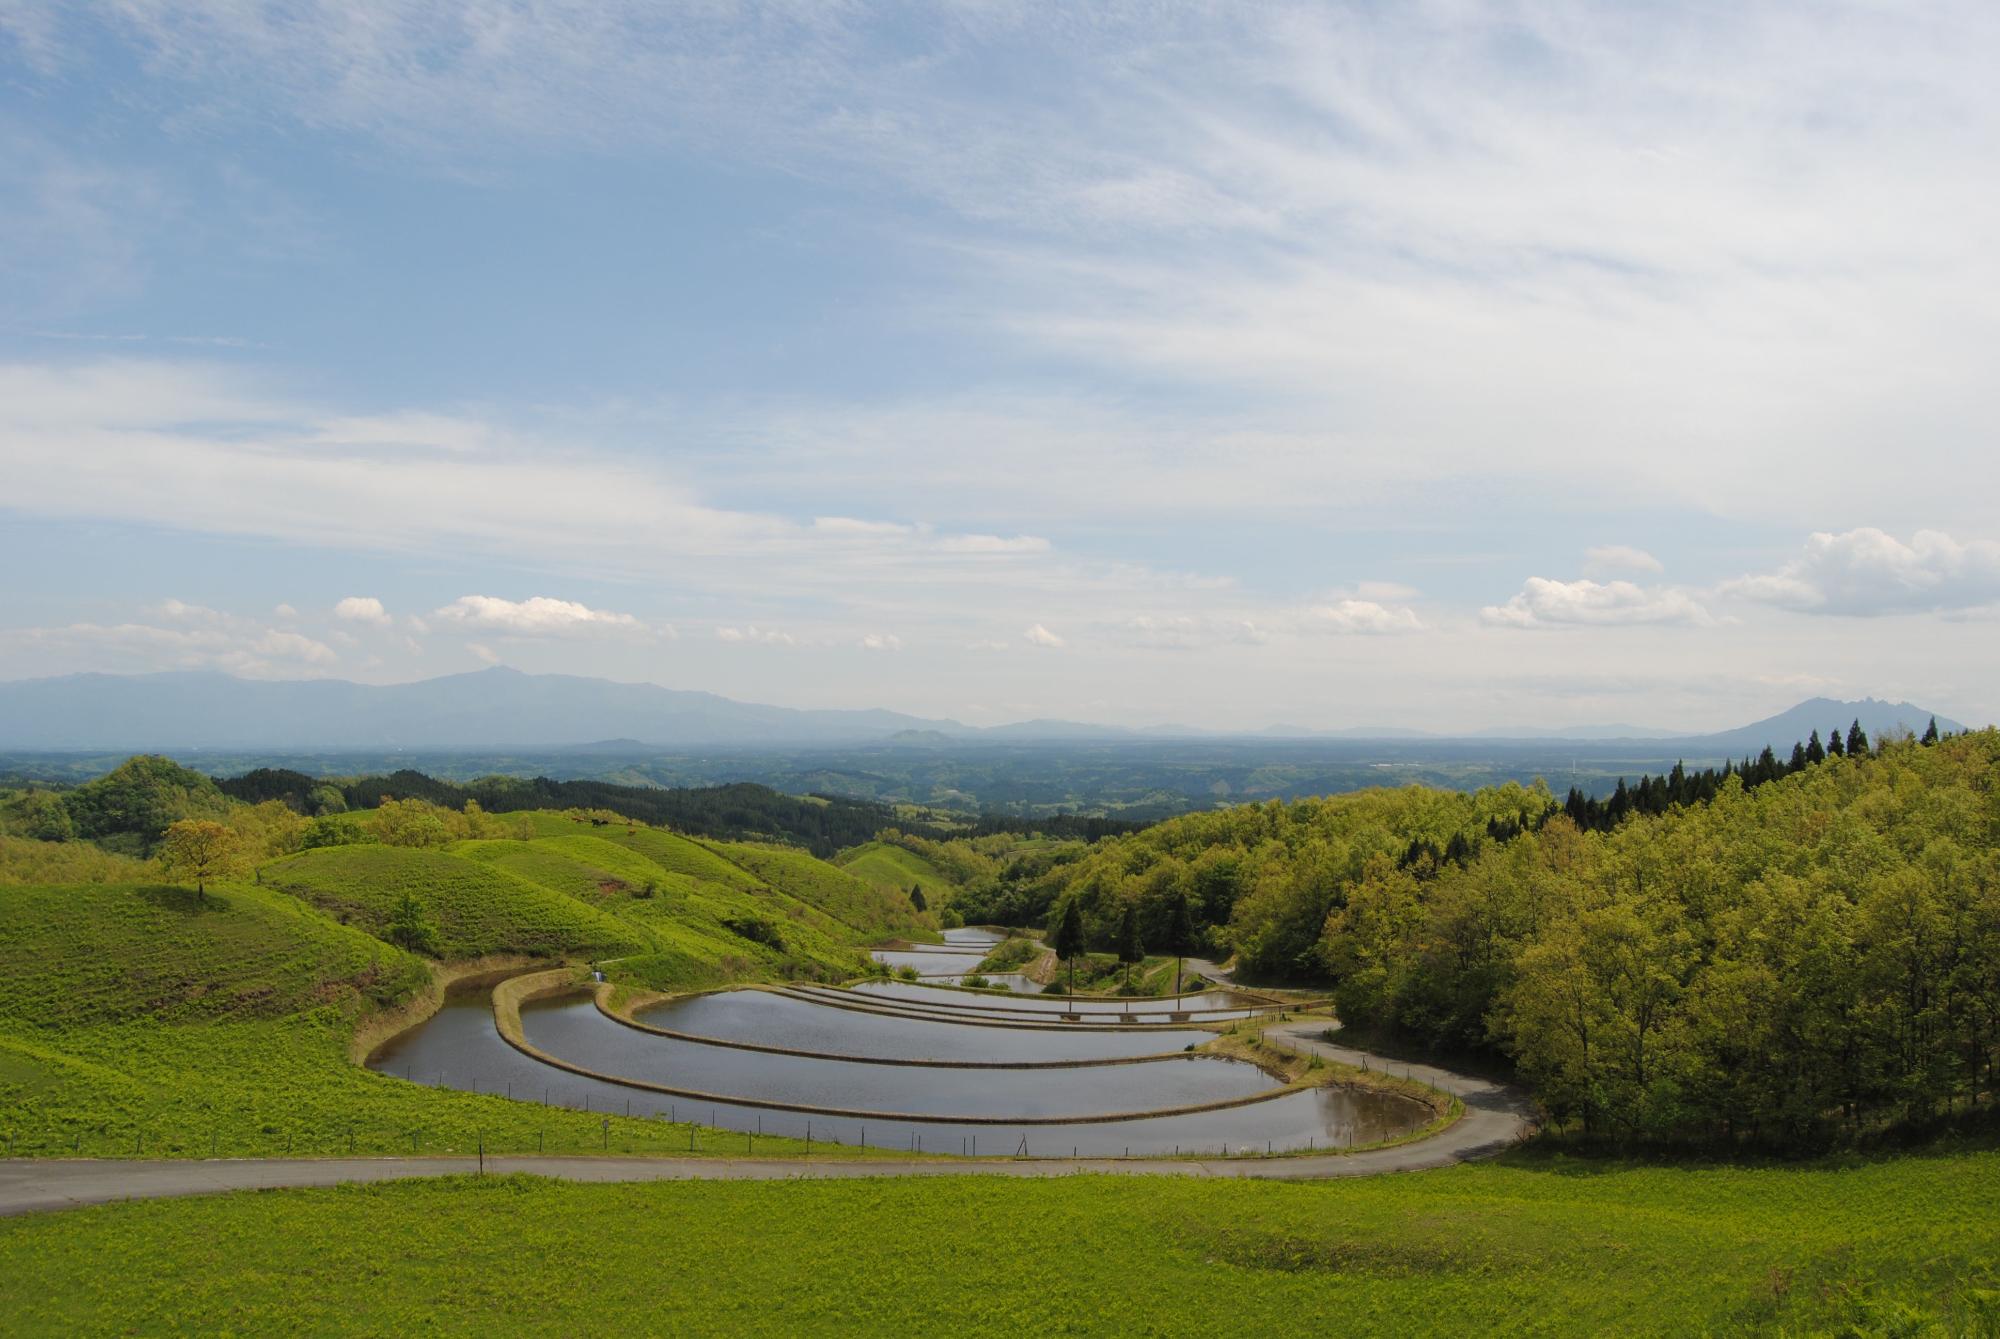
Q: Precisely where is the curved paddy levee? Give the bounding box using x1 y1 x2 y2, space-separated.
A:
772 986 1261 1032
851 981 1278 1015
870 949 993 976
367 987 1434 1156
526 998 1276 1116
868 926 1017 979
632 989 1208 1062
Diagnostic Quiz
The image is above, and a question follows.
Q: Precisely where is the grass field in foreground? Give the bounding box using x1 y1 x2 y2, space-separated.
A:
3 1147 1997 1336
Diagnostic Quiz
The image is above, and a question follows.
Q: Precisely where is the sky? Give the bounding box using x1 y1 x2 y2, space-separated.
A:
2 1 1998 734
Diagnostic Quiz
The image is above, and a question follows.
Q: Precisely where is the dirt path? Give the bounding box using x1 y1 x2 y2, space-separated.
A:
0 1023 1535 1217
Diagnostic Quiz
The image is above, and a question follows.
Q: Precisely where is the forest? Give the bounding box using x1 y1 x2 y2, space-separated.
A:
1019 727 1998 1145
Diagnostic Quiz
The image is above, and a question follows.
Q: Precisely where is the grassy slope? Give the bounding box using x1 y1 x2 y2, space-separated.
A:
835 840 958 902
713 839 930 941
0 814 929 1160
3 1150 1997 1335
0 877 849 1161
260 845 646 960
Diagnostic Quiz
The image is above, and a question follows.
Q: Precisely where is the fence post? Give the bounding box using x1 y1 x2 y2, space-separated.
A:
478 1134 484 1177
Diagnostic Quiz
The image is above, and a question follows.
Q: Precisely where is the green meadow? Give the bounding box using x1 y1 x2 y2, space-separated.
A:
3 1147 1997 1336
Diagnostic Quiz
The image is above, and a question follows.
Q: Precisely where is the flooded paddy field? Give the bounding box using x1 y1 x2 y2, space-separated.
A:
368 982 1429 1157
524 999 1275 1117
636 989 1205 1061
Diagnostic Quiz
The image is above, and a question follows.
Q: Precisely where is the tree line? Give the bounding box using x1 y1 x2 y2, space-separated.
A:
1035 723 1996 1145
215 769 927 857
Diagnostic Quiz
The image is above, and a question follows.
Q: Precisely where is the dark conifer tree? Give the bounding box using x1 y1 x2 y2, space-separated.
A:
1790 742 1810 773
1828 727 1845 758
1847 720 1869 756
1806 731 1826 765
1115 903 1144 991
1049 898 1086 999
1922 717 1941 745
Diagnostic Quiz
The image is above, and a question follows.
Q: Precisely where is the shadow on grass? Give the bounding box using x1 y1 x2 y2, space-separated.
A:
1495 1106 2000 1177
132 883 214 915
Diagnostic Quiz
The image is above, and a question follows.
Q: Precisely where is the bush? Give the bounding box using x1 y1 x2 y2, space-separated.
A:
721 915 785 950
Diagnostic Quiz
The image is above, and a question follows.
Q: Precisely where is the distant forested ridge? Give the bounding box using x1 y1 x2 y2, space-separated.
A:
1032 725 1999 1145
213 769 937 857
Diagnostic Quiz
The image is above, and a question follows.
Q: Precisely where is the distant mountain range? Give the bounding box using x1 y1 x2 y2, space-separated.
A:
0 668 1972 753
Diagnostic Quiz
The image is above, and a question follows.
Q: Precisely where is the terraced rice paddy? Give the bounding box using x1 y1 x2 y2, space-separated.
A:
369 980 1426 1157
847 981 1268 1020
635 989 1206 1061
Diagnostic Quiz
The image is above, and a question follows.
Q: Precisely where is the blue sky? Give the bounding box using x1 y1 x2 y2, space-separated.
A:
3 2 1998 732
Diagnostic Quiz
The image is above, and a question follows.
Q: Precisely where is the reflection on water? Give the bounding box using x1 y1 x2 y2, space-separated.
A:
852 982 1269 1015
368 986 1430 1156
525 998 1274 1117
639 989 1201 1060
794 984 1263 1025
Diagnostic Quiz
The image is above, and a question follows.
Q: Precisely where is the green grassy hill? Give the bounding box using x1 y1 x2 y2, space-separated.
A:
0 857 869 1161
713 840 929 940
260 845 646 960
835 840 958 904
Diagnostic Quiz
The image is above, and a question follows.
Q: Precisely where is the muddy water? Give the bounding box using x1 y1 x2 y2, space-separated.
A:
368 987 1431 1157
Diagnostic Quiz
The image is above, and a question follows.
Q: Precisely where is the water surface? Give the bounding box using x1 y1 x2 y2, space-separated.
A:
639 990 1198 1060
370 988 1429 1156
524 998 1273 1117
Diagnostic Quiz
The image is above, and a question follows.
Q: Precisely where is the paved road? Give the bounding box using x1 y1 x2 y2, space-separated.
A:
0 1022 1535 1217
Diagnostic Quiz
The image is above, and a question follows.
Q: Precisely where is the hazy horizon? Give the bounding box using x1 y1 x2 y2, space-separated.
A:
6 4 2000 734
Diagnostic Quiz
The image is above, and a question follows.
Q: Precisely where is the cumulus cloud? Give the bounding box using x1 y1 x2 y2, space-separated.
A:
333 595 389 625
715 625 793 646
1723 528 2000 616
466 641 499 664
1024 623 1066 649
273 602 298 618
433 595 644 636
1483 578 1714 629
1585 546 1665 576
1302 600 1426 636
859 632 902 652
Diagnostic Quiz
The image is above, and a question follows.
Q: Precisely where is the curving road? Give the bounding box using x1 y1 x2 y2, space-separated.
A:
0 1022 1536 1217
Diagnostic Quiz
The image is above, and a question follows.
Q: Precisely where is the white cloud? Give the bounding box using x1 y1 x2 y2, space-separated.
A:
859 632 902 652
273 602 298 618
715 625 793 646
1584 546 1664 576
1 617 335 677
466 641 499 665
157 598 226 625
1302 600 1426 636
1723 528 2000 616
1483 578 1714 630
434 595 643 637
1024 623 1066 649
333 595 389 625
